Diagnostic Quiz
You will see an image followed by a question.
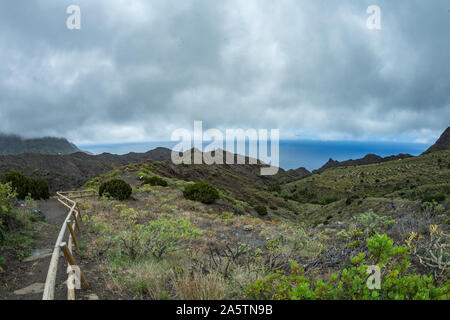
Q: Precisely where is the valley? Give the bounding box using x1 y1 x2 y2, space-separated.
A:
0 128 449 300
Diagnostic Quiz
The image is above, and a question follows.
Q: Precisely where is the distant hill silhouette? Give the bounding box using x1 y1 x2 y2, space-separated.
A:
0 134 81 155
313 153 413 173
423 127 450 154
0 147 172 193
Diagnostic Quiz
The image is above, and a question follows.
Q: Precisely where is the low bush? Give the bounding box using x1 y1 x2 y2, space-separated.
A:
320 193 340 205
421 193 446 203
99 179 132 201
233 203 246 215
268 183 281 193
183 182 219 204
255 205 268 216
0 171 49 200
247 234 449 300
143 176 168 187
0 182 35 260
421 201 445 219
120 217 202 259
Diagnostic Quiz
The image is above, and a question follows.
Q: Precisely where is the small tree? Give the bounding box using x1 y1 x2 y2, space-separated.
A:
142 176 168 187
0 171 49 200
255 205 268 216
183 182 219 204
99 179 132 200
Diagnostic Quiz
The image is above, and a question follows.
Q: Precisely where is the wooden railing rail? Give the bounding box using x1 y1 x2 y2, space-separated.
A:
42 189 97 300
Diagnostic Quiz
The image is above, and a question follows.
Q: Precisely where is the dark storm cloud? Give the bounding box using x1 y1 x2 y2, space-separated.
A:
0 0 448 144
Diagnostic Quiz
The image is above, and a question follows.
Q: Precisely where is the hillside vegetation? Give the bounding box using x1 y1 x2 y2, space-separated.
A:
0 147 173 193
281 149 450 205
71 148 449 300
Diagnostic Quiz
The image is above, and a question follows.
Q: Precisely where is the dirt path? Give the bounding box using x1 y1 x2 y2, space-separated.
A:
0 198 98 300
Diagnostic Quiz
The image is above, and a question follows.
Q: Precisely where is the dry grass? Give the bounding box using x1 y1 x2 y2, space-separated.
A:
173 272 227 300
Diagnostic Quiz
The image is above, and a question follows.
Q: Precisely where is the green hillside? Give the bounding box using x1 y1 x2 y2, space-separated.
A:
280 149 450 205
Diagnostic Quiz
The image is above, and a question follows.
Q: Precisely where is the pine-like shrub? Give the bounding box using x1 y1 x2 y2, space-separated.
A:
0 171 49 200
143 176 168 187
99 179 132 200
255 205 268 216
183 182 219 204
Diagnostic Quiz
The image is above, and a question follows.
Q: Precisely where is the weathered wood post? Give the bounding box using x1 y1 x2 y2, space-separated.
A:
67 221 80 254
76 203 83 220
60 242 90 290
72 210 81 233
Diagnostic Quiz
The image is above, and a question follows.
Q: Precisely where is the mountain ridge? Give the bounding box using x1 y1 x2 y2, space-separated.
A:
0 147 173 192
0 134 81 155
313 153 413 173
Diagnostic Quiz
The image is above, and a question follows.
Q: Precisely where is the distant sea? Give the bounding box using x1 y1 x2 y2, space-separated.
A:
79 140 429 171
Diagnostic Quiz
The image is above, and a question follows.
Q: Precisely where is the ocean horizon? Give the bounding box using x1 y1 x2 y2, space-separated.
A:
79 140 430 171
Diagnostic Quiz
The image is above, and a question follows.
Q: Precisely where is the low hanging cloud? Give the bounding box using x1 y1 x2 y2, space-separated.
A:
0 0 449 144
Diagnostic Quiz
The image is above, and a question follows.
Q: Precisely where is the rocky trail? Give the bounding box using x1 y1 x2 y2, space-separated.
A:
0 198 99 300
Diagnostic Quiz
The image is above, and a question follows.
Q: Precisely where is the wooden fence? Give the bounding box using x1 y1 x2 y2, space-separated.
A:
42 190 97 300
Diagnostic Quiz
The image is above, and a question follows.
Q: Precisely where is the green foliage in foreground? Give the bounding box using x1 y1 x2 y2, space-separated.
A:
183 181 219 204
0 171 49 200
99 179 132 201
247 234 449 300
0 182 35 260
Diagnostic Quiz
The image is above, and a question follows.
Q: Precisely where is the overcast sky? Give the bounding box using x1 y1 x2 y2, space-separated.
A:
0 0 449 145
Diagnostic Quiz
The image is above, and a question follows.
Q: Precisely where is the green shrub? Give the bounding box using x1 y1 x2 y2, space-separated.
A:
32 179 50 200
221 211 234 220
0 171 49 200
352 210 396 234
99 179 132 201
247 234 449 300
268 183 281 193
255 205 268 216
0 218 5 244
0 182 35 259
345 195 359 206
0 182 18 236
421 201 445 218
143 176 168 187
183 182 219 204
233 203 246 215
421 193 446 203
320 194 339 205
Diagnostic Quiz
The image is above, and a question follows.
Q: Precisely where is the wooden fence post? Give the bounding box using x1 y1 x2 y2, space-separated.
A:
67 271 76 300
60 243 90 290
76 203 82 220
72 211 81 233
67 221 80 254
